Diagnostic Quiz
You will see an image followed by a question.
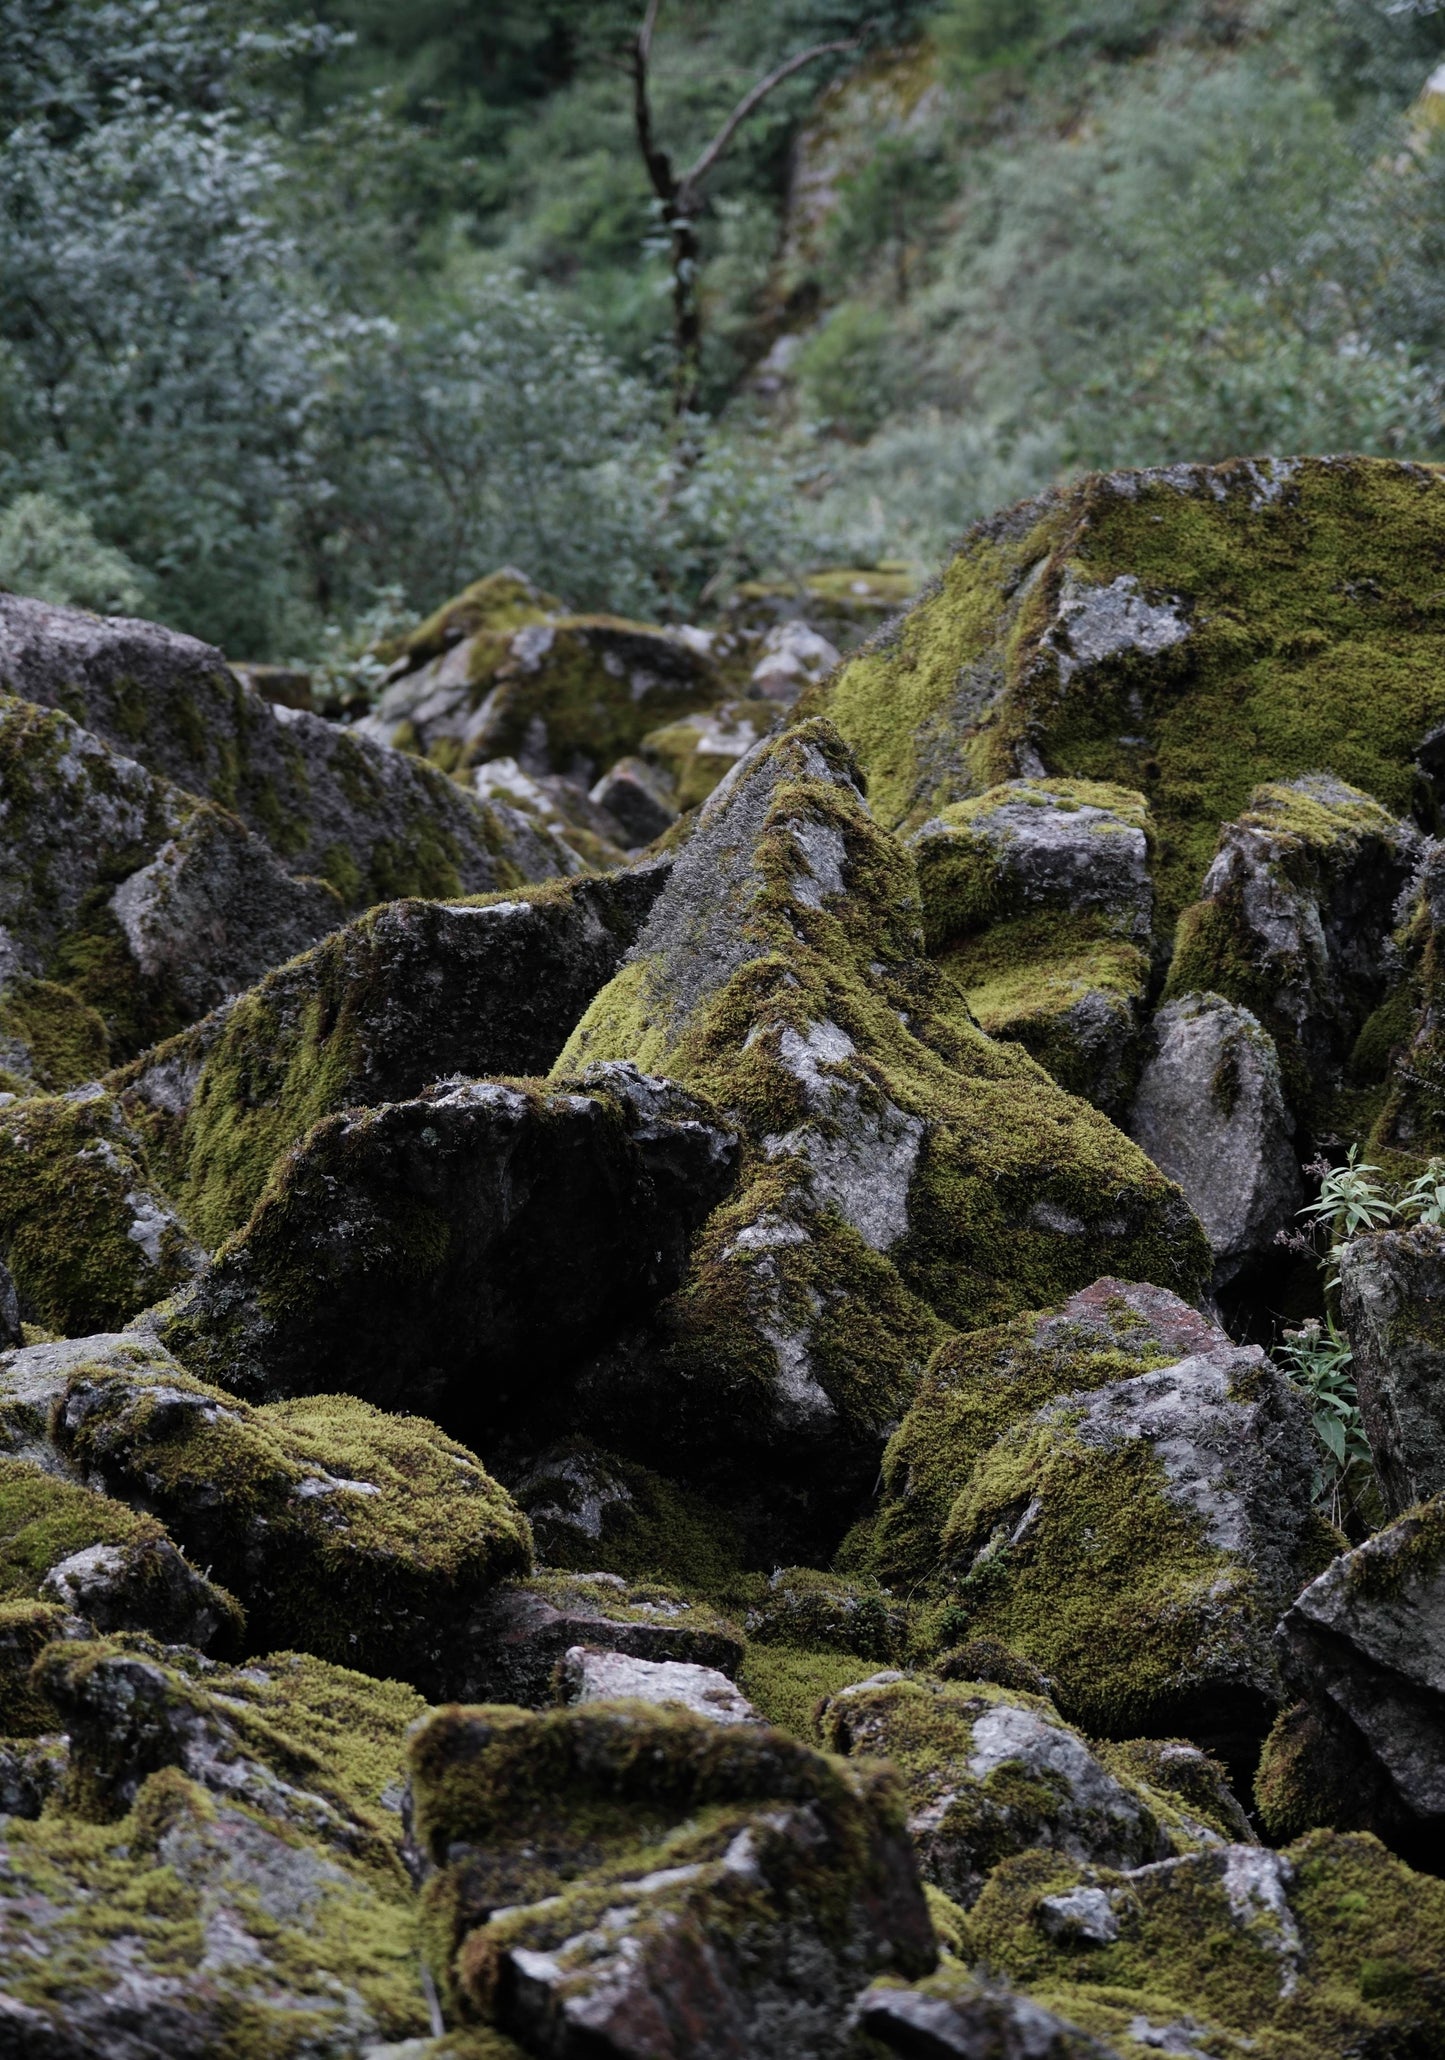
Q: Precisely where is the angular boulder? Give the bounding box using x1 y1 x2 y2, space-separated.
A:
1127 993 1302 1286
407 1698 937 2054
158 861 672 1243
857 1973 1121 2059
158 1065 738 1435
819 1670 1241 1909
557 1646 762 1724
0 1087 202 1334
1337 1223 1445 1516
820 456 1445 936
53 1352 532 1688
910 777 1154 1115
0 589 575 909
1261 1495 1445 1864
555 721 1208 1536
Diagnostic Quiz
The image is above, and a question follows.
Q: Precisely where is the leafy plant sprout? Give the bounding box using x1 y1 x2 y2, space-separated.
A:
1276 1316 1376 1534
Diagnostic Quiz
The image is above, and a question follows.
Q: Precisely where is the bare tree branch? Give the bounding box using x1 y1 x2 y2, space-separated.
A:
679 38 858 206
637 0 664 69
632 0 675 209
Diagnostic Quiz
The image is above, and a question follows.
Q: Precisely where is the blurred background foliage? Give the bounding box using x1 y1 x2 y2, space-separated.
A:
3 0 1445 656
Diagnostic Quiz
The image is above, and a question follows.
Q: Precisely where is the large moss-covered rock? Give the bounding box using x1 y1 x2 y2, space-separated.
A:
53 1354 531 1687
0 1087 202 1334
0 696 342 1066
0 590 576 911
1165 775 1416 1121
849 1278 1324 1762
910 777 1154 1116
407 1698 937 2053
362 575 723 784
0 1636 433 2053
964 1831 1445 2060
818 457 1445 935
819 1670 1242 1910
1258 1494 1445 1865
1338 1223 1445 1516
156 862 672 1245
157 1066 739 1438
555 722 1207 1533
0 1456 241 1682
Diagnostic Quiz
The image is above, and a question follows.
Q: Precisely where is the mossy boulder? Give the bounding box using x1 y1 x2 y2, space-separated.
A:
1165 775 1417 1123
0 1087 202 1334
856 1970 1115 2059
820 1671 1242 1912
1261 1493 1445 1867
157 1065 738 1440
744 1567 911 1665
362 591 723 784
1126 994 1302 1288
1338 1223 1445 1517
818 458 1445 938
407 1698 936 2052
0 1637 433 2053
911 777 1154 1116
555 721 1208 1537
0 695 342 1063
964 1831 1445 2059
851 1278 1324 1763
1373 839 1445 1156
157 861 673 1245
0 1455 241 1672
0 589 577 913
639 697 778 811
455 1571 744 1708
502 1438 747 1594
53 1355 531 1688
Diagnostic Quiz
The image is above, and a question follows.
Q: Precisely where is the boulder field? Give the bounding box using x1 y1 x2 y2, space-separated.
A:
3 456 1445 2057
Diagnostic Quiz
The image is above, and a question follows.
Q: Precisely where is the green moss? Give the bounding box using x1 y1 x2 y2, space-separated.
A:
0 1454 154 1602
0 1597 71 1732
823 458 1445 935
385 568 560 668
510 1440 747 1594
0 977 109 1091
0 1090 197 1333
57 1362 532 1674
736 1645 885 1741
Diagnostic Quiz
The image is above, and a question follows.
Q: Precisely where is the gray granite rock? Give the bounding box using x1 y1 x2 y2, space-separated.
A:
1337 1223 1445 1516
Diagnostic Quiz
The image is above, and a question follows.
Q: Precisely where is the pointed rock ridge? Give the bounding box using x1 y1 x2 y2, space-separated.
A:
1259 1493 1445 1866
848 1276 1324 1766
817 456 1445 936
0 696 341 1067
154 1065 739 1438
1165 774 1417 1122
123 858 673 1246
407 1698 936 2054
0 589 577 910
1338 1222 1445 1517
819 1669 1245 1911
911 776 1154 1116
1127 992 1303 1287
553 720 1209 1532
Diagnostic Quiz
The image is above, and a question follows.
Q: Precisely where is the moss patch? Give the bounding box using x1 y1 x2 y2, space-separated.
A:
0 977 109 1092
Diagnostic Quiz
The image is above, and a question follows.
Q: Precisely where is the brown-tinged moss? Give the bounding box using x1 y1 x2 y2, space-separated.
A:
821 457 1445 936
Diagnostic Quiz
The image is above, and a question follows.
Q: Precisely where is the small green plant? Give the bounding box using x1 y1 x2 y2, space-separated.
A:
309 587 413 716
1276 1316 1374 1531
1397 1156 1445 1228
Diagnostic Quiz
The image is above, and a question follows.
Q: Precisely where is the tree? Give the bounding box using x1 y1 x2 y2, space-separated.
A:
629 0 857 415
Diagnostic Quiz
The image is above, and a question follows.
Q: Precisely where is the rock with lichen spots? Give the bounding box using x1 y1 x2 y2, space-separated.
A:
1337 1223 1445 1517
965 1830 1445 2058
553 721 1208 1542
134 861 673 1246
406 1696 936 2054
1127 993 1303 1286
455 1571 744 1709
155 1064 738 1438
0 1087 203 1334
0 588 576 914
1166 775 1417 1122
820 1670 1245 1911
0 1636 434 2054
51 1352 531 1691
911 777 1154 1116
1257 1493 1445 1866
0 696 343 1070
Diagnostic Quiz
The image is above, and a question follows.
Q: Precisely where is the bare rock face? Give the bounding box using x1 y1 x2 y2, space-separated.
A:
557 1646 761 1724
0 589 576 912
1263 1495 1445 1865
857 1973 1121 2059
157 1064 739 1435
407 1698 937 2057
588 755 678 845
819 1670 1246 1910
1338 1224 1445 1517
1127 993 1302 1286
